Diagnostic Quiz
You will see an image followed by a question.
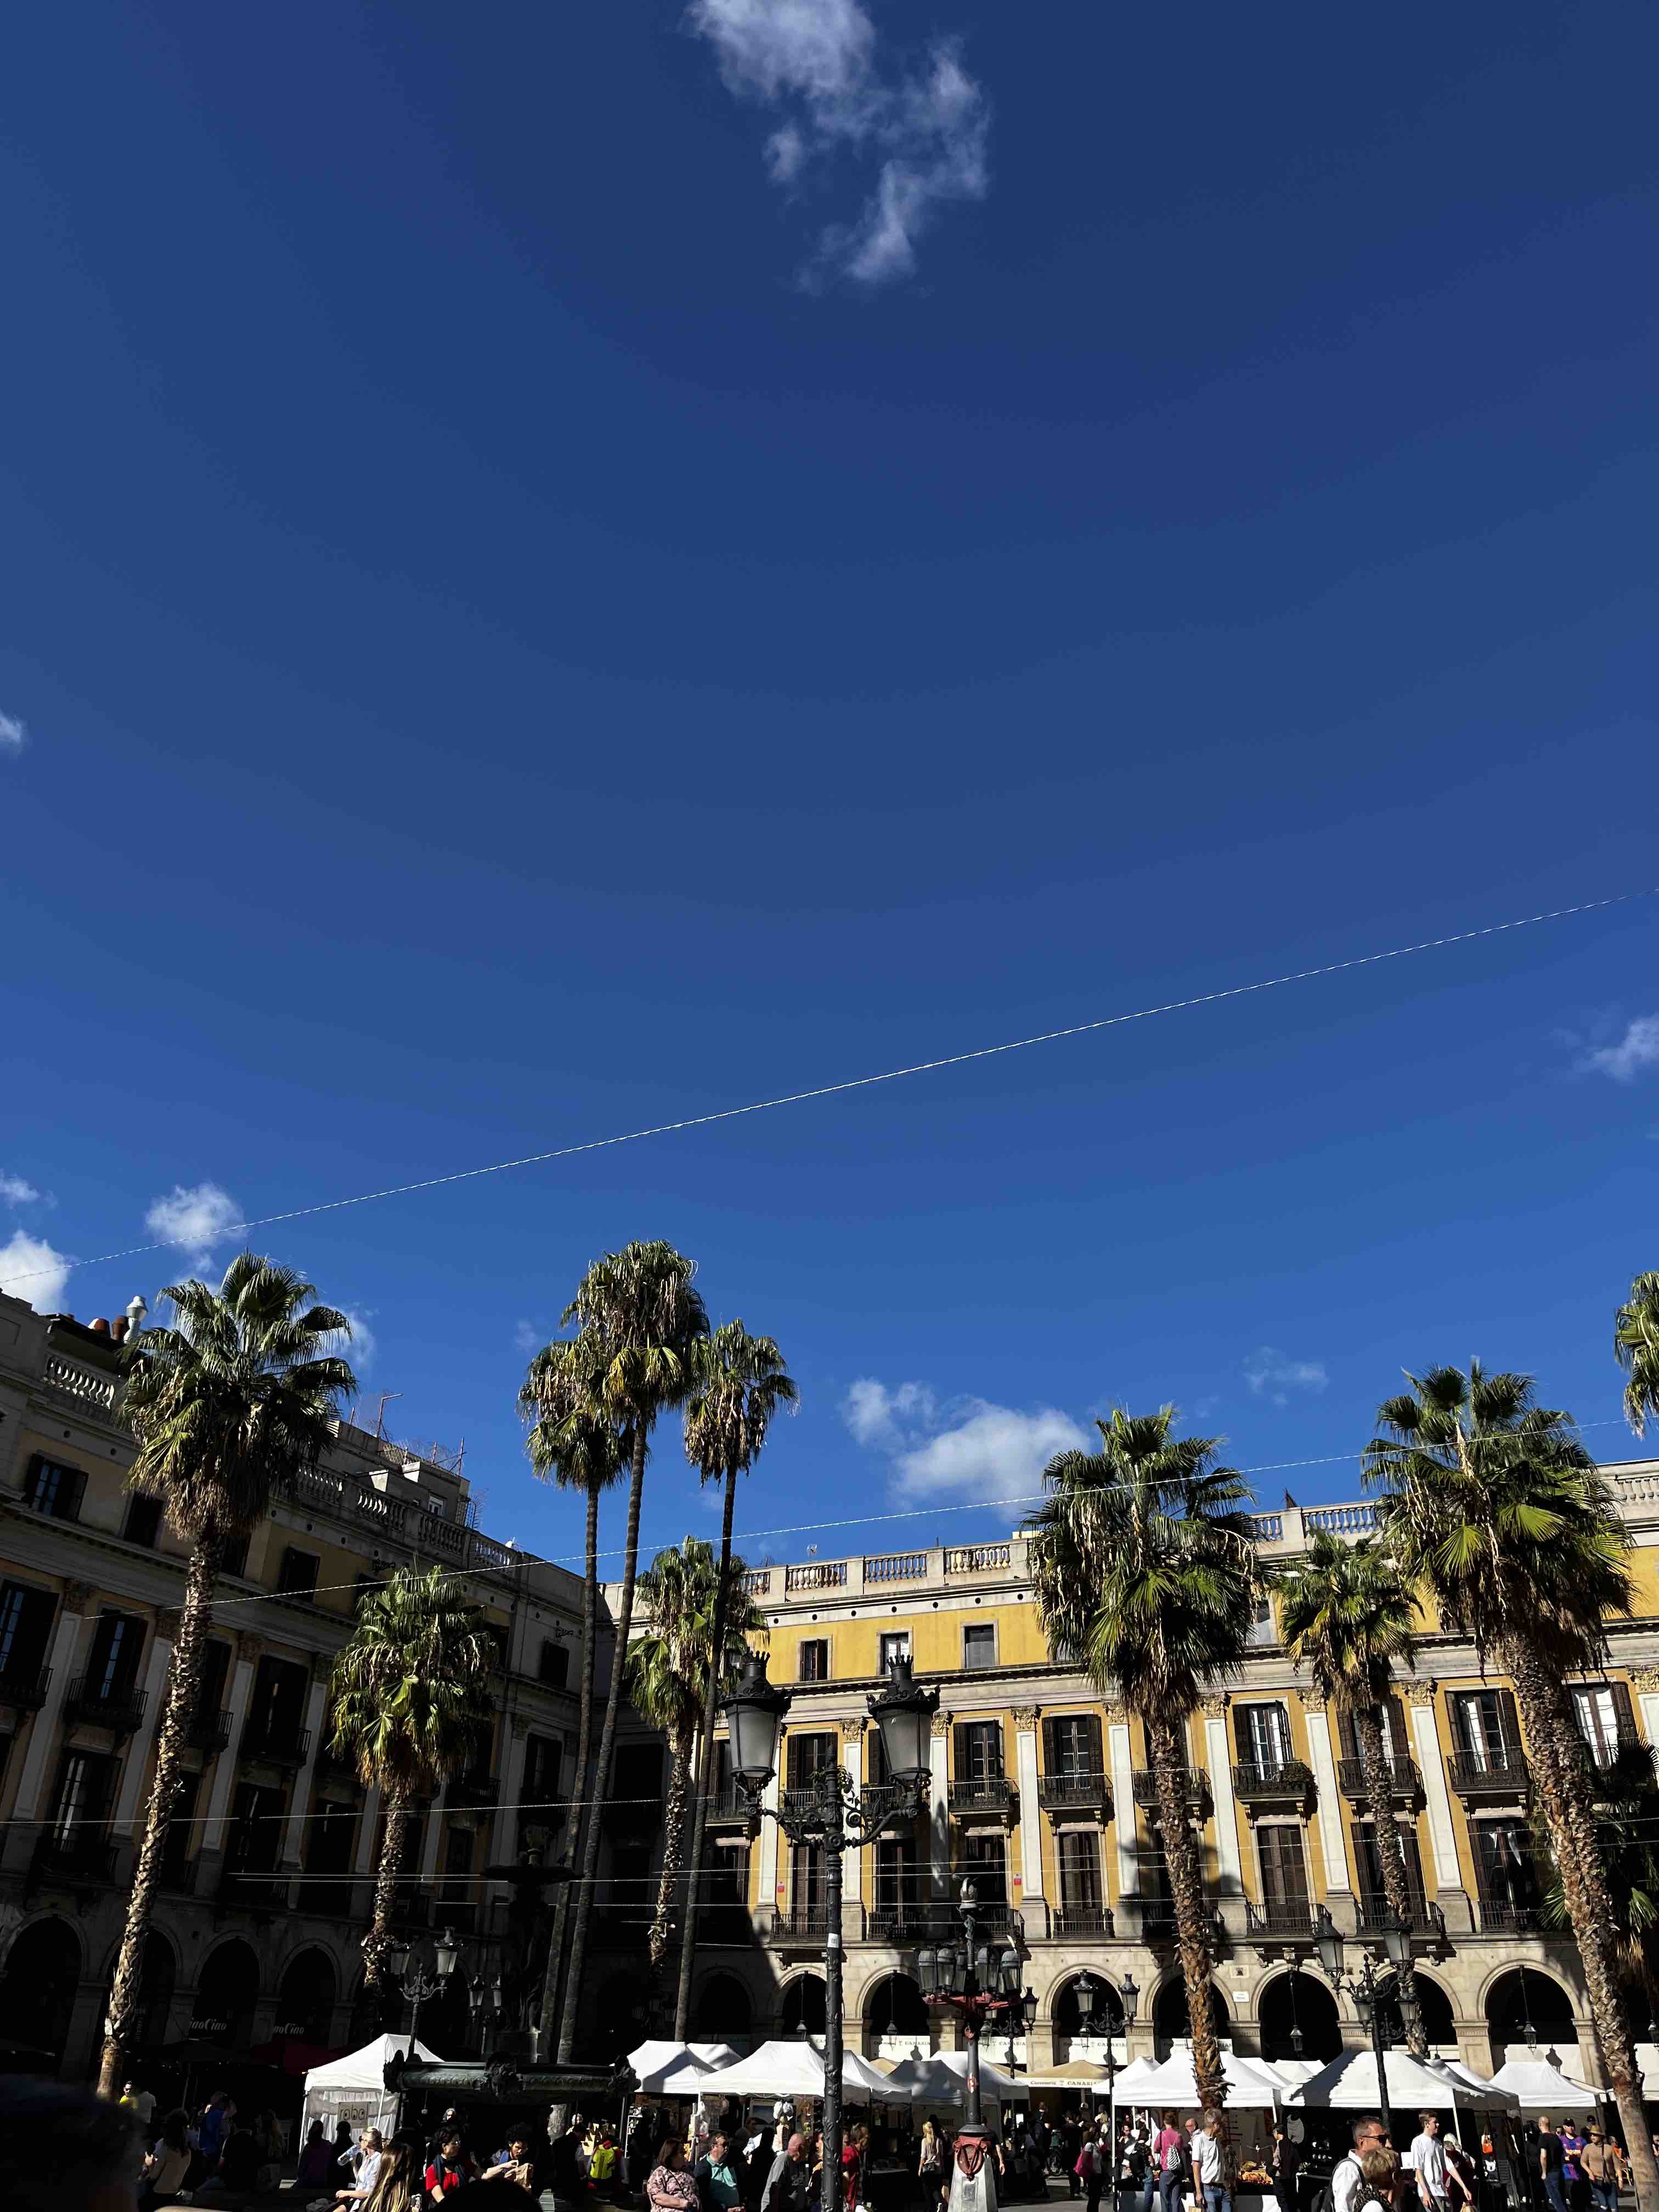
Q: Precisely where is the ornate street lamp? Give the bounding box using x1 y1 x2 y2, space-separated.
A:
916 1877 1028 2163
1312 1905 1409 2142
724 1649 938 2212
389 1926 463 2053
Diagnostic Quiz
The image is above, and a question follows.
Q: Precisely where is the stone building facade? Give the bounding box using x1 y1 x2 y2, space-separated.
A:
0 1289 595 2076
647 1478 1659 2087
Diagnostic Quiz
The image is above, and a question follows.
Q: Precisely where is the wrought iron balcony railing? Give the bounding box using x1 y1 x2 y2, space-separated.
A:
64 1676 147 1736
1039 1771 1110 1814
1335 1755 1420 1801
1231 1759 1315 1805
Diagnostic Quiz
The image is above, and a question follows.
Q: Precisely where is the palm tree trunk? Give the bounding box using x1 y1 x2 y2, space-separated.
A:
1356 1701 1426 2056
1149 1709 1225 2109
538 1475 602 2046
558 1420 648 2063
650 1724 693 1972
98 1530 223 2097
675 1459 738 2038
1502 1639 1659 2212
364 1792 411 1996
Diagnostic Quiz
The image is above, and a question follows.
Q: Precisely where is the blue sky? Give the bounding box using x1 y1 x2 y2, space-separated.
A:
2 3 1656 1578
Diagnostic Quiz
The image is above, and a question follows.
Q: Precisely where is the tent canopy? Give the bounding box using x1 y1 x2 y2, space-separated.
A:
628 2042 744 2095
1288 2050 1515 2112
303 2033 445 2090
1134 2051 1285 2111
1486 2058 1599 2113
887 2050 1022 2109
695 2040 895 2103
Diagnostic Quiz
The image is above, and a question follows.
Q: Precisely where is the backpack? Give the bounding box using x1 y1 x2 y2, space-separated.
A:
1312 2155 1360 2212
1162 2140 1184 2175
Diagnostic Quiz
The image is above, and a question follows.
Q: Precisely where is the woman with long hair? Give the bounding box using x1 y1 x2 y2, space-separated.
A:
362 2141 421 2212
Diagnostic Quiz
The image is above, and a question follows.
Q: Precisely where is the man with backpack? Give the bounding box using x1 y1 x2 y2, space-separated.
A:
1153 2113 1187 2212
1320 2114 1387 2212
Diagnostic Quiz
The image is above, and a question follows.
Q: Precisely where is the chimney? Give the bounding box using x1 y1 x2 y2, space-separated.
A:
110 1318 128 1344
90 1318 110 1335
127 1295 147 1338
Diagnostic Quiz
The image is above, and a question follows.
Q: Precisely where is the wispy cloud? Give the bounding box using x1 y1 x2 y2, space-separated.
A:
689 0 989 285
334 1308 377 1377
513 1319 545 1357
0 711 24 757
1243 1348 1329 1407
0 1172 43 1206
0 1231 71 1308
842 1376 1086 1503
1581 1014 1659 1084
144 1181 243 1269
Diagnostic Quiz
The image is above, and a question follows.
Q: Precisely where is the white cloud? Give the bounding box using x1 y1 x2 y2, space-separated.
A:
689 0 989 285
334 1308 377 1376
144 1181 244 1269
514 1319 544 1356
1582 1015 1659 1084
0 1172 43 1205
841 1377 1087 1503
0 1231 72 1309
1243 1348 1329 1407
0 711 24 756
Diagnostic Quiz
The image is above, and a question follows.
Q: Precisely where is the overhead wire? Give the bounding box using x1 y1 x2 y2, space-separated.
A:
9 884 1654 1292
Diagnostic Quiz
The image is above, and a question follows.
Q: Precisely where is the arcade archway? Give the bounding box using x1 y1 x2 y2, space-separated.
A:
276 1949 337 2047
695 1973 754 2040
1485 1967 1574 2070
195 1939 261 2049
781 1975 826 2036
1152 1976 1231 2053
1257 1971 1341 2063
0 1919 81 2070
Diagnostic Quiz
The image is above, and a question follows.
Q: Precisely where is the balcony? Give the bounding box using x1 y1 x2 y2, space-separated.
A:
944 1887 1013 1931
156 1855 199 1895
0 1665 50 1712
1576 1735 1657 1799
1131 1767 1208 1813
1477 1901 1546 1936
697 1904 758 1946
768 1906 831 1947
297 1877 361 1921
219 1871 289 1913
447 1770 500 1809
1336 1755 1420 1803
705 1781 757 1826
1245 1901 1316 1942
949 1776 1016 1820
867 1901 944 1944
64 1677 148 1736
1138 1901 1224 1944
1232 1759 1315 1811
1446 1748 1528 1802
184 1706 233 1755
1052 1906 1116 1940
1039 1771 1110 1816
241 1721 312 1769
31 1834 117 1888
1358 1895 1446 1939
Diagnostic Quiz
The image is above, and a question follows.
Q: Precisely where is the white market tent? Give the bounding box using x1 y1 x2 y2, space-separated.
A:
1134 2050 1289 2110
302 2034 447 2142
695 2040 898 2103
1022 2055 1165 2097
1288 2049 1515 2113
899 2050 1026 2107
1487 2057 1601 2113
1270 2059 1325 2086
629 2041 745 2095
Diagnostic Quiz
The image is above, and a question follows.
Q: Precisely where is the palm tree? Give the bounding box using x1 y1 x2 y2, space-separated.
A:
673 1319 796 2036
552 1239 708 2062
1024 1406 1261 2109
625 1536 766 1977
329 1565 496 1999
1277 1532 1427 2053
1616 1272 1659 1436
1365 1362 1659 2212
520 1353 627 2045
98 1254 356 2097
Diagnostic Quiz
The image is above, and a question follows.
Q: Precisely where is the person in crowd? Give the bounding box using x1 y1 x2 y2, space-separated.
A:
650 2137 703 2212
844 2123 870 2211
1409 2114 1452 2212
198 2092 235 2170
763 2132 813 2212
1559 2123 1587 2212
299 2121 338 2187
552 2113 590 2200
362 2142 422 2212
120 2083 157 2133
1331 2115 1389 2212
1269 2125 1301 2212
139 2111 193 2210
427 2129 478 2200
0 2079 143 2212
698 2130 744 2212
1579 2128 1623 2212
1193 2111 1230 2212
1354 2146 1399 2212
480 2134 540 2191
1152 2112 1186 2212
591 2125 620 2194
331 2127 386 2207
920 2119 945 2195
332 2120 356 2166
1539 2120 1570 2212
215 2115 260 2197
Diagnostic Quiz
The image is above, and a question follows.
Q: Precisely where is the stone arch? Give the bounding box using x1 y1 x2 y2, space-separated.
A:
93 1927 179 2063
593 1973 652 2062
275 1947 338 2046
1053 1972 1127 2042
1255 1970 1342 2063
1150 1974 1231 2054
694 1971 755 2041
1373 1967 1457 2052
195 1937 261 2049
0 1916 82 2069
865 1972 929 2044
1482 1965 1576 2069
780 1973 827 2036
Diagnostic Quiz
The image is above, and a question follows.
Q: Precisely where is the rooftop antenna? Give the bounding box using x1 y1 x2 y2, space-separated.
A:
372 1391 402 1441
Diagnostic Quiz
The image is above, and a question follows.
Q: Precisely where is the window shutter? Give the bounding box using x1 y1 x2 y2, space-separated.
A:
1610 1680 1638 1740
989 1720 1005 1779
1233 1706 1251 1760
952 1722 971 1780
1086 1713 1103 1774
1041 1717 1057 1773
1496 1689 1523 1756
1335 1705 1359 1763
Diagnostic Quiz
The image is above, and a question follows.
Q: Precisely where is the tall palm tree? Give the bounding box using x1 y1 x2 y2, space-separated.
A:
1616 1272 1659 1436
1277 1532 1427 2053
98 1254 356 2097
625 1536 766 1977
1365 1362 1658 2212
1024 1407 1261 2109
673 1319 796 2036
520 1355 627 2045
329 1566 496 1999
553 1239 708 2062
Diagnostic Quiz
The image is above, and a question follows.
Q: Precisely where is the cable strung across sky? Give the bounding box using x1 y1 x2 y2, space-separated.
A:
13 881 1655 1291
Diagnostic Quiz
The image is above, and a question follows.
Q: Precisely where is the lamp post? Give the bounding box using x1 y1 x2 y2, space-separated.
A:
1071 1972 1137 2175
724 1649 939 2212
916 1877 1028 2155
388 1926 462 2051
1312 1906 1413 2143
